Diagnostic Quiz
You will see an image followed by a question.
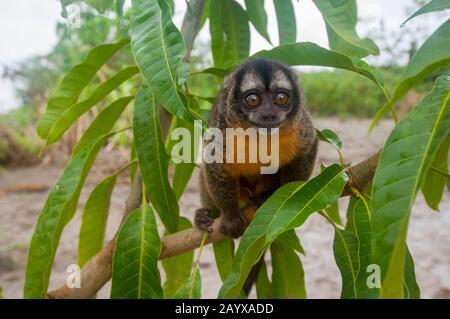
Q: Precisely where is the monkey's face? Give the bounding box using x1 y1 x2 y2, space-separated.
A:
226 59 302 129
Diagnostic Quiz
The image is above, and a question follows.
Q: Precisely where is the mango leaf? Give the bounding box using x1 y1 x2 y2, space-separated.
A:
45 66 139 147
256 261 273 299
37 39 129 138
173 163 195 200
371 19 450 130
276 229 305 254
78 175 116 267
316 128 343 149
371 76 450 298
422 135 450 210
245 0 271 43
24 133 114 298
191 67 231 78
173 268 201 299
209 0 250 68
162 217 194 298
333 197 378 298
130 0 193 123
253 42 385 89
72 96 133 156
273 0 296 44
218 164 348 298
213 239 235 282
325 200 343 225
314 0 379 57
401 0 450 26
110 207 162 299
271 240 306 298
133 85 179 233
404 247 421 299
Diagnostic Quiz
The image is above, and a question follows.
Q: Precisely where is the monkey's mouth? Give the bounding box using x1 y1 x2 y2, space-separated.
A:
248 120 284 129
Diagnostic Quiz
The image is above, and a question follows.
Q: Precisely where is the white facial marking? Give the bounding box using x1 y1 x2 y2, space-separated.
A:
271 70 292 90
240 72 264 92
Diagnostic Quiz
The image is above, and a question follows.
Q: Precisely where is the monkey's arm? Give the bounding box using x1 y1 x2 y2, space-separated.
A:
203 163 248 238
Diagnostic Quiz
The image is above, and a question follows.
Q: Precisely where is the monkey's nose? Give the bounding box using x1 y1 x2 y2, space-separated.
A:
260 114 277 122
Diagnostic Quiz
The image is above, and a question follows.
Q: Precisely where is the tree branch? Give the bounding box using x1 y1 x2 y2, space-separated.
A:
47 151 381 298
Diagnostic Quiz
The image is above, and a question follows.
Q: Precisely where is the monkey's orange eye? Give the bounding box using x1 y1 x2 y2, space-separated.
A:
274 92 288 106
244 93 261 107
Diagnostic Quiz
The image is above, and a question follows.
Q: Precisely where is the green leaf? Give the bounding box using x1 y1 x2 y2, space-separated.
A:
37 39 129 138
273 0 297 44
316 128 343 149
173 268 201 299
325 199 343 225
256 261 274 298
191 67 232 78
72 96 133 156
78 175 116 267
253 42 385 88
133 85 179 233
213 239 235 282
130 0 193 123
276 229 305 254
110 207 162 299
218 164 348 298
371 19 450 131
24 133 113 298
404 246 420 299
173 163 195 200
401 0 450 26
45 66 139 147
209 0 250 68
271 240 306 298
422 135 450 210
162 217 194 298
333 198 378 298
314 0 379 57
371 76 450 298
245 0 271 43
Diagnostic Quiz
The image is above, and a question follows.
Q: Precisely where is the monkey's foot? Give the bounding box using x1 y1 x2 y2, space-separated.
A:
195 208 213 233
220 214 248 238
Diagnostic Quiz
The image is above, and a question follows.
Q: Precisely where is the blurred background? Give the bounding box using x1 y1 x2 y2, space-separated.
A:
0 0 449 299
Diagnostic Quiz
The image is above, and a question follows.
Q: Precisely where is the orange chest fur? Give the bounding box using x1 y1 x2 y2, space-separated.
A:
223 126 301 178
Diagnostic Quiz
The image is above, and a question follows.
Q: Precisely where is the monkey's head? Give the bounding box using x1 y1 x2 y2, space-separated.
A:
220 58 306 129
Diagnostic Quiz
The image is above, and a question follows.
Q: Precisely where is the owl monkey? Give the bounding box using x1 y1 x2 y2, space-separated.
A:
195 59 318 238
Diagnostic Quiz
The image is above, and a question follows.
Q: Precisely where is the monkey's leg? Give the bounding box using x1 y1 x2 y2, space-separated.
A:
204 164 247 238
195 171 216 233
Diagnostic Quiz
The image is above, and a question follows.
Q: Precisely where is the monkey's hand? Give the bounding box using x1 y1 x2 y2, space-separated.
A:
195 208 214 233
220 213 248 238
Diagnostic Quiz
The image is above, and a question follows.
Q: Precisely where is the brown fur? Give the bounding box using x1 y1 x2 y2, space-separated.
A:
195 59 318 239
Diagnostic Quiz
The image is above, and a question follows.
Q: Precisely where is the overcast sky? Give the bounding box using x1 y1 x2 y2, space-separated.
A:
0 0 445 113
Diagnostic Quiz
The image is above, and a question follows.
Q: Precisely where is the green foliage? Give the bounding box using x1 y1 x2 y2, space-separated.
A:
173 268 202 299
270 240 306 298
401 0 450 26
78 175 116 267
314 0 379 57
162 218 194 298
133 85 179 233
273 0 297 44
210 0 250 68
130 0 193 123
37 39 129 138
372 76 450 298
371 19 450 130
110 207 162 299
301 69 400 117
